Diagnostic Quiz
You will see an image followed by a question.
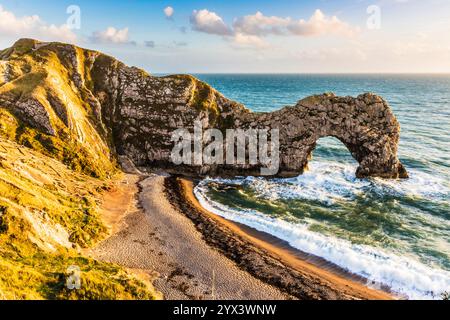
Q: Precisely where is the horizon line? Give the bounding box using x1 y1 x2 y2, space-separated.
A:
152 72 450 76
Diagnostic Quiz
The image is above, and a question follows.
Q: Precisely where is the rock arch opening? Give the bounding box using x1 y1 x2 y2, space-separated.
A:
309 136 358 167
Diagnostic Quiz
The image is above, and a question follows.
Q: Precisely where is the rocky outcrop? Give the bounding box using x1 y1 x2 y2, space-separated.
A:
0 39 407 179
241 93 408 179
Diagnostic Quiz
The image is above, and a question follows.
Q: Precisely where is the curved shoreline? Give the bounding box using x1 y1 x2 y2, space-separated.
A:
166 176 393 300
92 173 289 300
92 172 393 300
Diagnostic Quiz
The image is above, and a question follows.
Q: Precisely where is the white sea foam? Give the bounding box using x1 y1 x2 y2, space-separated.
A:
207 161 450 205
195 162 450 300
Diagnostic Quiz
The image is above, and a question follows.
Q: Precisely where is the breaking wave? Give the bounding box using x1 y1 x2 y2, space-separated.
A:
194 160 450 300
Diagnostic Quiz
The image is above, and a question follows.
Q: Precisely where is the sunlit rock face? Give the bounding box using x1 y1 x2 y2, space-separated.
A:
0 39 407 179
238 93 408 179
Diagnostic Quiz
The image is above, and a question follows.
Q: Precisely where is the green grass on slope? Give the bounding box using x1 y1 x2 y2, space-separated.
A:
0 108 114 179
0 241 155 300
0 137 159 300
0 39 116 179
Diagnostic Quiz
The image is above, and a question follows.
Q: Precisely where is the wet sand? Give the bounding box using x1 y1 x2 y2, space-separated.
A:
167 176 393 300
91 174 289 300
91 173 392 300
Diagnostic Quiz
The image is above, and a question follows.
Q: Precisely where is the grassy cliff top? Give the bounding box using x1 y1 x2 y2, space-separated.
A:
0 39 164 300
0 39 119 178
0 136 161 299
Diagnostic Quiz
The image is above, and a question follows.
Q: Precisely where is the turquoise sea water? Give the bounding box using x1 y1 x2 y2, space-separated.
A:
192 74 450 299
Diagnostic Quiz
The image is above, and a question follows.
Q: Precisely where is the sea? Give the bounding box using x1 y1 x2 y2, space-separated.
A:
191 74 450 300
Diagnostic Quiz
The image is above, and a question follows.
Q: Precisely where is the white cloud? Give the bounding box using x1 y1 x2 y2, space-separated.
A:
191 9 266 49
0 5 77 42
287 9 358 37
164 6 174 19
230 32 269 49
190 8 358 50
233 11 290 36
234 10 358 38
91 27 131 44
190 9 232 36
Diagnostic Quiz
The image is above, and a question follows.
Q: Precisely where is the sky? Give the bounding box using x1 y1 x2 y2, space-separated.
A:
0 0 449 73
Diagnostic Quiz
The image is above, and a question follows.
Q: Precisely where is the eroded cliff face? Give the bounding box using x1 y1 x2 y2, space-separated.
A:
0 39 407 179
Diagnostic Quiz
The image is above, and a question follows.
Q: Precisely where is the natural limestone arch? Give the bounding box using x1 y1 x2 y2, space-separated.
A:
236 93 408 179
